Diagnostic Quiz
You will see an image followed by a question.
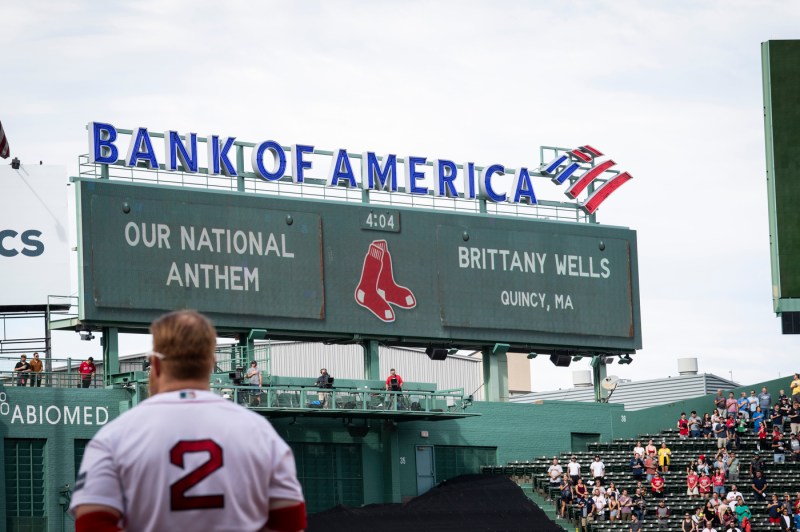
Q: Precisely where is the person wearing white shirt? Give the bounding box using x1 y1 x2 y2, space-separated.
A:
567 456 581 483
633 441 645 458
726 488 743 503
547 458 563 487
590 456 606 485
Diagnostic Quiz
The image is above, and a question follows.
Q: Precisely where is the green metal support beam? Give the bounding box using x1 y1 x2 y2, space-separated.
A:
482 343 510 402
363 340 381 381
102 327 119 384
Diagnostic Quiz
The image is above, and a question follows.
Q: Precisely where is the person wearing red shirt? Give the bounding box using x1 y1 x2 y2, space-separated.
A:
677 413 689 439
686 471 699 498
712 469 726 497
698 472 712 498
79 357 96 388
650 472 665 498
385 368 403 390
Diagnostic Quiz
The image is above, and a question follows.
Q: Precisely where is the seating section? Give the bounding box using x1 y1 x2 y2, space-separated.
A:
483 425 800 531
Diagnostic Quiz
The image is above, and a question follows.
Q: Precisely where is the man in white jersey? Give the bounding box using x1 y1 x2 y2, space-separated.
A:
69 310 306 532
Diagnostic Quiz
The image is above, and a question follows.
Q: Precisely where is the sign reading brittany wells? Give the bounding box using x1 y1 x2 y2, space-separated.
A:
77 179 641 352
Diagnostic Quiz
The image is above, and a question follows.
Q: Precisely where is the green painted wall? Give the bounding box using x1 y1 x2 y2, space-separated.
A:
0 385 130 532
612 375 796 438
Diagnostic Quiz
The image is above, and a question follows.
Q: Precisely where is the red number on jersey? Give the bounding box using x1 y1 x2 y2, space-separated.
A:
169 439 225 511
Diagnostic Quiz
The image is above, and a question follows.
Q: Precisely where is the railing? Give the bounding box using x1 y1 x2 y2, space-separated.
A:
47 295 80 322
213 344 270 373
1 370 102 389
208 383 468 414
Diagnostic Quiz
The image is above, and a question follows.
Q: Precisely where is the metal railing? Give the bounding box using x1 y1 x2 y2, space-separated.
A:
1 370 102 389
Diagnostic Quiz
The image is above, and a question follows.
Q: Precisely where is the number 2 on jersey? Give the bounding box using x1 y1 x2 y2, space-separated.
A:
170 439 225 511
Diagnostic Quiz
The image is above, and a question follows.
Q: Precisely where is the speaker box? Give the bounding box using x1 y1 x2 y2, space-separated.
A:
549 354 572 367
426 347 449 360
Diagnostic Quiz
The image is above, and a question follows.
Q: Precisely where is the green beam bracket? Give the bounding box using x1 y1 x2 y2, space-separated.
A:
102 327 120 383
592 356 609 402
363 340 381 381
482 343 510 402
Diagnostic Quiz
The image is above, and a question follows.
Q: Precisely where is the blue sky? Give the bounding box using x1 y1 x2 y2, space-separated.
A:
3 0 800 390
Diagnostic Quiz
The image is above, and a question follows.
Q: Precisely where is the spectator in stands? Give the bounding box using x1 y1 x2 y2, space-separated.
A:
607 492 620 522
759 386 773 416
633 440 645 458
651 471 665 498
690 411 702 438
780 398 793 432
13 354 30 386
699 472 712 498
574 477 588 499
790 433 800 460
751 470 768 501
726 414 736 442
79 356 96 388
681 512 695 532
687 470 700 499
712 468 726 497
704 500 719 527
385 368 402 391
779 506 793 531
29 352 42 387
726 485 742 503
738 392 750 421
693 506 705 529
720 507 736 530
631 487 646 522
567 456 581 484
714 419 727 449
697 456 710 476
645 439 657 457
619 488 632 522
735 414 747 450
574 491 590 530
644 454 658 483
772 404 785 432
791 373 800 399
715 390 727 418
678 412 690 439
630 452 644 481
703 413 714 439
773 426 787 464
714 449 728 475
590 455 605 485
658 442 671 473
655 499 669 530
606 482 619 500
558 474 572 518
629 513 642 532
791 404 800 436
591 488 606 521
768 493 784 525
548 458 563 489
592 478 606 497
734 497 751 530
748 390 759 418
726 392 738 418
749 453 765 478
701 523 717 532
753 407 766 437
709 492 721 511
727 454 741 483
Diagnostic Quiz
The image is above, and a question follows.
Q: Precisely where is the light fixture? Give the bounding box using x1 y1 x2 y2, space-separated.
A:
618 354 633 365
527 352 538 359
11 157 20 170
572 355 584 362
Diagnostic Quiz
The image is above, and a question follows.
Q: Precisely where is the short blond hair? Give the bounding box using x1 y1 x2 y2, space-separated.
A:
150 310 216 381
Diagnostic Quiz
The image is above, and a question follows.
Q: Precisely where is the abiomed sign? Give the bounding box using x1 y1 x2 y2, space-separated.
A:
77 179 641 353
88 122 632 215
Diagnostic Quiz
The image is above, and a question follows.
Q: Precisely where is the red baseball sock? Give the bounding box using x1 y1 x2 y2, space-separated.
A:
355 242 395 322
374 240 416 308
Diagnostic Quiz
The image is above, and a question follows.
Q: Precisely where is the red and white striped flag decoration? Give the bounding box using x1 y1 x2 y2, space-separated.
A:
0 121 9 159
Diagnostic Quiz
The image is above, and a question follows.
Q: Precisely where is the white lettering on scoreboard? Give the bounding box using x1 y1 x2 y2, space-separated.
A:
0 392 109 426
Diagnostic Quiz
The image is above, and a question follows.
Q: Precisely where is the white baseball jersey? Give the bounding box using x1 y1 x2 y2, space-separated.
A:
69 389 303 531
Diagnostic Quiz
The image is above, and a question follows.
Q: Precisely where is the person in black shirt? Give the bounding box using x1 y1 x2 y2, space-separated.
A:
751 470 768 501
13 354 30 386
315 368 333 407
630 453 644 481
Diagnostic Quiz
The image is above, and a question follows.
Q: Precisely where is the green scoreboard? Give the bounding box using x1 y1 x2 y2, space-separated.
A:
76 179 641 353
762 40 800 332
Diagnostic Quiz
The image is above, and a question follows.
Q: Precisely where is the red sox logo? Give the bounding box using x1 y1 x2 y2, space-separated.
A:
354 240 416 322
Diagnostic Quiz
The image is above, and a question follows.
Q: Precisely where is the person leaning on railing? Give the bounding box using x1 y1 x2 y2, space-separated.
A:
14 354 31 386
29 352 43 387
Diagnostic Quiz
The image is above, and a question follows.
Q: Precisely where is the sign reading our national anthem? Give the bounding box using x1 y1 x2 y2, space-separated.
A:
77 179 641 352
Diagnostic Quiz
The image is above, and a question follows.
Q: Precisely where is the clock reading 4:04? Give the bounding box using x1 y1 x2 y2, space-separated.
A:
362 210 400 233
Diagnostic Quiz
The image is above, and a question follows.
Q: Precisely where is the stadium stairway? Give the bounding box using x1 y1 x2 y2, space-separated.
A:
483 425 799 531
